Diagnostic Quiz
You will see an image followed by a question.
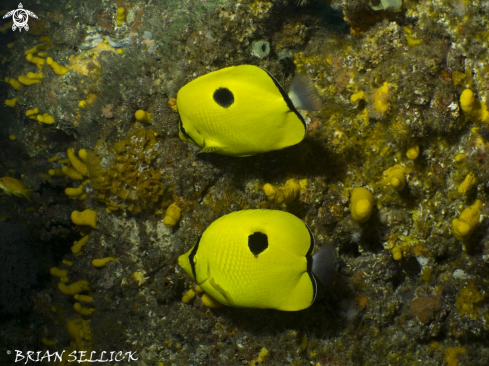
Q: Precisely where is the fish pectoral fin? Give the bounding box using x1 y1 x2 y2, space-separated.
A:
199 139 223 154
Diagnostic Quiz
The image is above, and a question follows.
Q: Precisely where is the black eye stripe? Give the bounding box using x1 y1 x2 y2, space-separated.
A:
213 88 234 108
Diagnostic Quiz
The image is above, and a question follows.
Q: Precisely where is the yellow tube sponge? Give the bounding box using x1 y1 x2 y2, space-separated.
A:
116 7 126 25
71 209 98 229
58 280 90 295
452 200 482 241
62 166 84 180
74 294 93 303
46 57 70 76
26 54 45 69
163 203 182 227
350 187 375 223
67 148 89 176
135 109 152 123
458 172 477 194
460 89 489 124
74 302 95 316
5 97 17 107
62 260 73 267
92 257 118 268
72 235 89 255
5 77 21 90
50 267 68 278
18 75 41 86
263 179 301 204
383 164 406 191
65 318 92 351
37 113 55 124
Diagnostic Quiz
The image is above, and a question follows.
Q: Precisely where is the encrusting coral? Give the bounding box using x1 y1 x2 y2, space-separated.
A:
87 129 164 213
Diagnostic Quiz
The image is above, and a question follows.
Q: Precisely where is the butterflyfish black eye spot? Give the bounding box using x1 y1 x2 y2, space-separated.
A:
248 232 268 256
213 88 234 108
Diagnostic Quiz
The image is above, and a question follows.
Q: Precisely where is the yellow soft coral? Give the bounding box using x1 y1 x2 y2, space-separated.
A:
455 283 483 319
58 280 90 295
367 82 393 120
18 75 41 86
67 148 89 176
25 107 39 117
163 203 182 227
74 294 93 303
37 113 55 124
72 235 89 255
383 164 406 191
263 179 301 204
65 180 90 198
50 267 68 278
74 302 95 316
26 54 45 69
135 109 152 123
460 89 489 124
5 97 17 107
26 72 44 80
71 209 98 229
457 172 477 194
406 143 420 160
92 257 118 268
46 57 70 76
5 77 21 90
350 187 375 223
116 7 126 26
62 166 84 180
87 129 164 213
444 347 466 366
452 200 482 241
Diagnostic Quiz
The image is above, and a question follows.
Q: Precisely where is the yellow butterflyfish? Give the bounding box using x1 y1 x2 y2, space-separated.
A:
178 210 336 311
176 65 321 156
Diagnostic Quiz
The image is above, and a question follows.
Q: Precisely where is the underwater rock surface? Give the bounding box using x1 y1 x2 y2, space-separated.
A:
1 0 489 365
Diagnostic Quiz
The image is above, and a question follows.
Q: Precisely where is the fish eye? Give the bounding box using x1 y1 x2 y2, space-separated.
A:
248 232 268 256
213 88 234 108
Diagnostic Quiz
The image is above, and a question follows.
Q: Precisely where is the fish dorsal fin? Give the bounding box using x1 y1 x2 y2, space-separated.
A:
288 73 322 111
311 242 337 286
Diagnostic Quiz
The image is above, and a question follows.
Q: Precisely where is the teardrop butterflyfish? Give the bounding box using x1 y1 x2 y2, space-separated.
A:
178 209 336 311
176 65 321 157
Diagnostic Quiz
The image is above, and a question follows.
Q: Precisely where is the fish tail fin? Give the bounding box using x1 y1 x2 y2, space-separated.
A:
288 73 322 111
312 242 337 286
24 189 36 202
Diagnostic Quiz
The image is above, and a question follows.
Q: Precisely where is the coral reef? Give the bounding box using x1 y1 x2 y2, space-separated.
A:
2 0 489 364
